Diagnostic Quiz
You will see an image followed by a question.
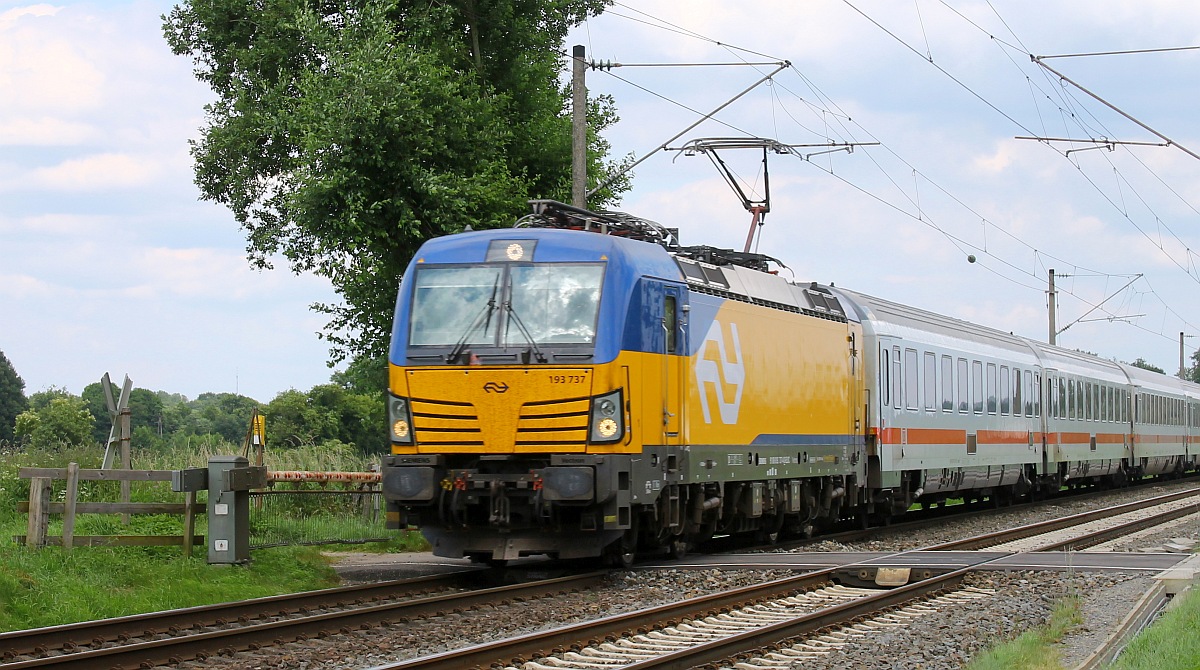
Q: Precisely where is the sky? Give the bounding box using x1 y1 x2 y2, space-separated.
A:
2 1 1199 403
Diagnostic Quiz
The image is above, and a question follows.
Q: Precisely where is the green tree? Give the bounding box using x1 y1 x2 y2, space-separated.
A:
0 350 27 442
265 384 385 453
187 393 262 444
81 382 167 444
1130 358 1166 374
164 0 626 363
331 354 388 397
14 395 95 450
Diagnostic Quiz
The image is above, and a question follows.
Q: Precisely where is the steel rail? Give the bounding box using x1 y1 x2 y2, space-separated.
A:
375 488 1200 670
1036 502 1200 552
374 570 841 670
924 486 1200 551
0 572 608 670
0 571 479 660
619 568 970 670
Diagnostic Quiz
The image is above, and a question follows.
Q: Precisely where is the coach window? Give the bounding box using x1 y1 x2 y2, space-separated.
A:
1085 383 1093 421
957 358 969 413
905 349 919 411
1024 370 1034 416
1068 379 1077 420
883 348 892 408
893 346 903 410
986 363 998 414
1034 373 1042 417
972 360 984 414
941 355 954 411
1013 368 1022 416
1076 381 1084 420
999 366 1011 414
924 352 938 412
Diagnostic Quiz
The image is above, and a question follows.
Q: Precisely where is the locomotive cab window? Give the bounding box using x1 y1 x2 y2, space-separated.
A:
408 262 605 352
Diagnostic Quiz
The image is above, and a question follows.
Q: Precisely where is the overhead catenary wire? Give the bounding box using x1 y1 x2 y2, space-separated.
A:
577 3 1200 354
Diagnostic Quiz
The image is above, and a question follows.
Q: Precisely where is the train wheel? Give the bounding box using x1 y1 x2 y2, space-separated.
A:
667 538 688 560
606 528 637 569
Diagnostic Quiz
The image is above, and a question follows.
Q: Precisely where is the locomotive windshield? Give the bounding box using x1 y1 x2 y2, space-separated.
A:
409 263 605 354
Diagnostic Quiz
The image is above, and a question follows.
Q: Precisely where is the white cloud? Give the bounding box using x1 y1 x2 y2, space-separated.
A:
0 116 96 145
25 152 159 191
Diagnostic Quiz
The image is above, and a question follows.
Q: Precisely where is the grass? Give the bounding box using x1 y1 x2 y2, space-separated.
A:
964 595 1082 670
1108 586 1200 670
0 443 427 633
0 535 341 631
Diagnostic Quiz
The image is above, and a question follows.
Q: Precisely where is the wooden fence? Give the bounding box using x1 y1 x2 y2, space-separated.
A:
14 464 203 556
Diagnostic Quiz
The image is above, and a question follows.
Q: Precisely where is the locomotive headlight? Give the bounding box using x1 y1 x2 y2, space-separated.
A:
388 392 414 444
596 417 618 438
589 390 624 443
392 419 411 440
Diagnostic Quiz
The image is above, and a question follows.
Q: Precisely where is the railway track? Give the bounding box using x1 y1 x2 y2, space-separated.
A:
374 487 1200 670
725 477 1200 555
0 571 608 670
4 487 1194 669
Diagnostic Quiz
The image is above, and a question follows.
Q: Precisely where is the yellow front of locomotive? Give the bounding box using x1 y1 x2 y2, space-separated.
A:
380 227 671 562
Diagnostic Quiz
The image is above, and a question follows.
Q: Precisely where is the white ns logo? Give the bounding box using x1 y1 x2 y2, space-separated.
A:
694 320 744 424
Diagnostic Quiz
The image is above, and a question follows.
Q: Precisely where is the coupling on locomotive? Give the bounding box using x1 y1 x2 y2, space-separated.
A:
381 200 1200 566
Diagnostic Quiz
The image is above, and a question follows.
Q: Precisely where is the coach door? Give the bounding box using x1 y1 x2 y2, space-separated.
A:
662 286 686 445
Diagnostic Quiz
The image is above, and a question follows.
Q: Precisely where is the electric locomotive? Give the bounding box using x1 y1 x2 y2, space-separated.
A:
381 200 1200 565
381 201 871 565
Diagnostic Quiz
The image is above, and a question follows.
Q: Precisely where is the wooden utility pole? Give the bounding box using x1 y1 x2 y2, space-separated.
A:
571 44 587 209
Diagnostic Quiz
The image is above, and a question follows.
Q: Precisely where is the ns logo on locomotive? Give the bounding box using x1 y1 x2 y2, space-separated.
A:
381 200 1200 567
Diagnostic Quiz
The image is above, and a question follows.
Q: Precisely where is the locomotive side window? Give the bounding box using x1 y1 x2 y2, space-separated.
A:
924 352 937 412
986 363 997 414
905 348 919 411
957 358 969 413
972 360 984 414
941 355 953 411
664 296 677 353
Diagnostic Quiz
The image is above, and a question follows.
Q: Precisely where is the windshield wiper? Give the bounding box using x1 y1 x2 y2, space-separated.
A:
445 277 500 364
504 301 548 363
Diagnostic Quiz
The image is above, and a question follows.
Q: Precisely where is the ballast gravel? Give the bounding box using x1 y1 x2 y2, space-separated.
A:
178 481 1199 670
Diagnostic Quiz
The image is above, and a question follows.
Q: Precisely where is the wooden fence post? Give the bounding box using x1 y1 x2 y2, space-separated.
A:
25 477 51 548
182 490 196 558
62 462 80 550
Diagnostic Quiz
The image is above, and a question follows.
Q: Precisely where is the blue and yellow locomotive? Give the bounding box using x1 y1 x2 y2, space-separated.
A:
381 200 1200 565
